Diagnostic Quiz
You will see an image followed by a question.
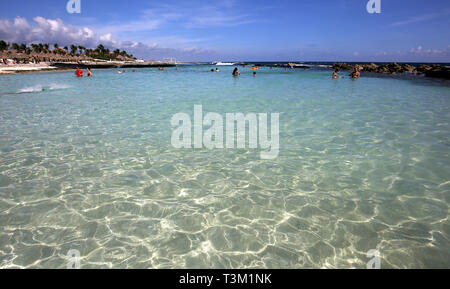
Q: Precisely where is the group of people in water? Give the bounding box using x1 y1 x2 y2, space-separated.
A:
232 68 256 77
75 67 92 77
234 66 360 79
75 66 361 79
333 67 360 79
75 67 142 77
75 66 250 78
118 69 136 74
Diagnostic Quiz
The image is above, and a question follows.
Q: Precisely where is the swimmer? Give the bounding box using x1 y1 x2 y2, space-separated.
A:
350 67 360 79
75 67 84 77
216 68 219 72
253 72 257 77
332 69 339 79
87 68 92 77
232 67 240 76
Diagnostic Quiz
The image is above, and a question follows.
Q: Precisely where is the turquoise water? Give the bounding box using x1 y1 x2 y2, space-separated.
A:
0 67 449 268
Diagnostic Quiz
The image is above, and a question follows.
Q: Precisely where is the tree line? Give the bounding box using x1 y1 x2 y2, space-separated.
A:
0 40 135 60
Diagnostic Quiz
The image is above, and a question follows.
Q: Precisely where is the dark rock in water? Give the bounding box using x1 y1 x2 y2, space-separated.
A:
416 64 433 74
374 62 416 74
424 66 450 80
293 65 310 69
332 63 354 71
332 61 449 79
362 63 379 72
375 66 388 73
384 62 402 74
401 64 415 73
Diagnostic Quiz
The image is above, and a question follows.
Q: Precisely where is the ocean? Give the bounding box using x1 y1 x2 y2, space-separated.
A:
0 66 449 268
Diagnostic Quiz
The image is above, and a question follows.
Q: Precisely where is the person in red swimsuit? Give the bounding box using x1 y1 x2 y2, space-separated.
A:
351 67 360 79
75 67 84 77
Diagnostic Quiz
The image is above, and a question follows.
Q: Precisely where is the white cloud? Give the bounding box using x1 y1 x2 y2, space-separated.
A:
0 1 258 61
373 46 450 61
410 45 423 53
187 14 255 28
99 33 115 44
408 45 448 56
95 19 162 35
0 16 217 61
135 3 257 29
90 1 256 39
0 16 98 47
391 10 450 27
375 51 387 57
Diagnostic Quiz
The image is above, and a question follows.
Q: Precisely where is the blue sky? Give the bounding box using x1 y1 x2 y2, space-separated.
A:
1 0 449 62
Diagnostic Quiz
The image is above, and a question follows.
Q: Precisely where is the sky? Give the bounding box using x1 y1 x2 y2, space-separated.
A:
0 0 449 62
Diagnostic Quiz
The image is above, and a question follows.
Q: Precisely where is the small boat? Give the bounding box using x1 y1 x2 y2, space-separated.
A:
215 62 235 66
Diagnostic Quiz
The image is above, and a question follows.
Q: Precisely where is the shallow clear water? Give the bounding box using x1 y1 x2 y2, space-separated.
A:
0 67 449 268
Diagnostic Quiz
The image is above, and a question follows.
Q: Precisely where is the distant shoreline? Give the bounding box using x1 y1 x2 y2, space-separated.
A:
0 60 178 74
1 61 449 80
0 64 73 74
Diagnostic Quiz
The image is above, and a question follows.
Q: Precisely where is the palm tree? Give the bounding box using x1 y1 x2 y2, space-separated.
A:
31 44 42 53
70 45 77 55
11 43 20 51
78 46 86 55
54 43 59 50
96 44 106 55
31 44 38 53
0 40 9 51
120 50 131 58
19 44 27 53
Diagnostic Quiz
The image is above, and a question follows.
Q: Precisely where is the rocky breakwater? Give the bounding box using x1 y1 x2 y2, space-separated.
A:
332 62 450 80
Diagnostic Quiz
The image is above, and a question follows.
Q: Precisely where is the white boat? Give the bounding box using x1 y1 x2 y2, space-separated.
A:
215 62 235 66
